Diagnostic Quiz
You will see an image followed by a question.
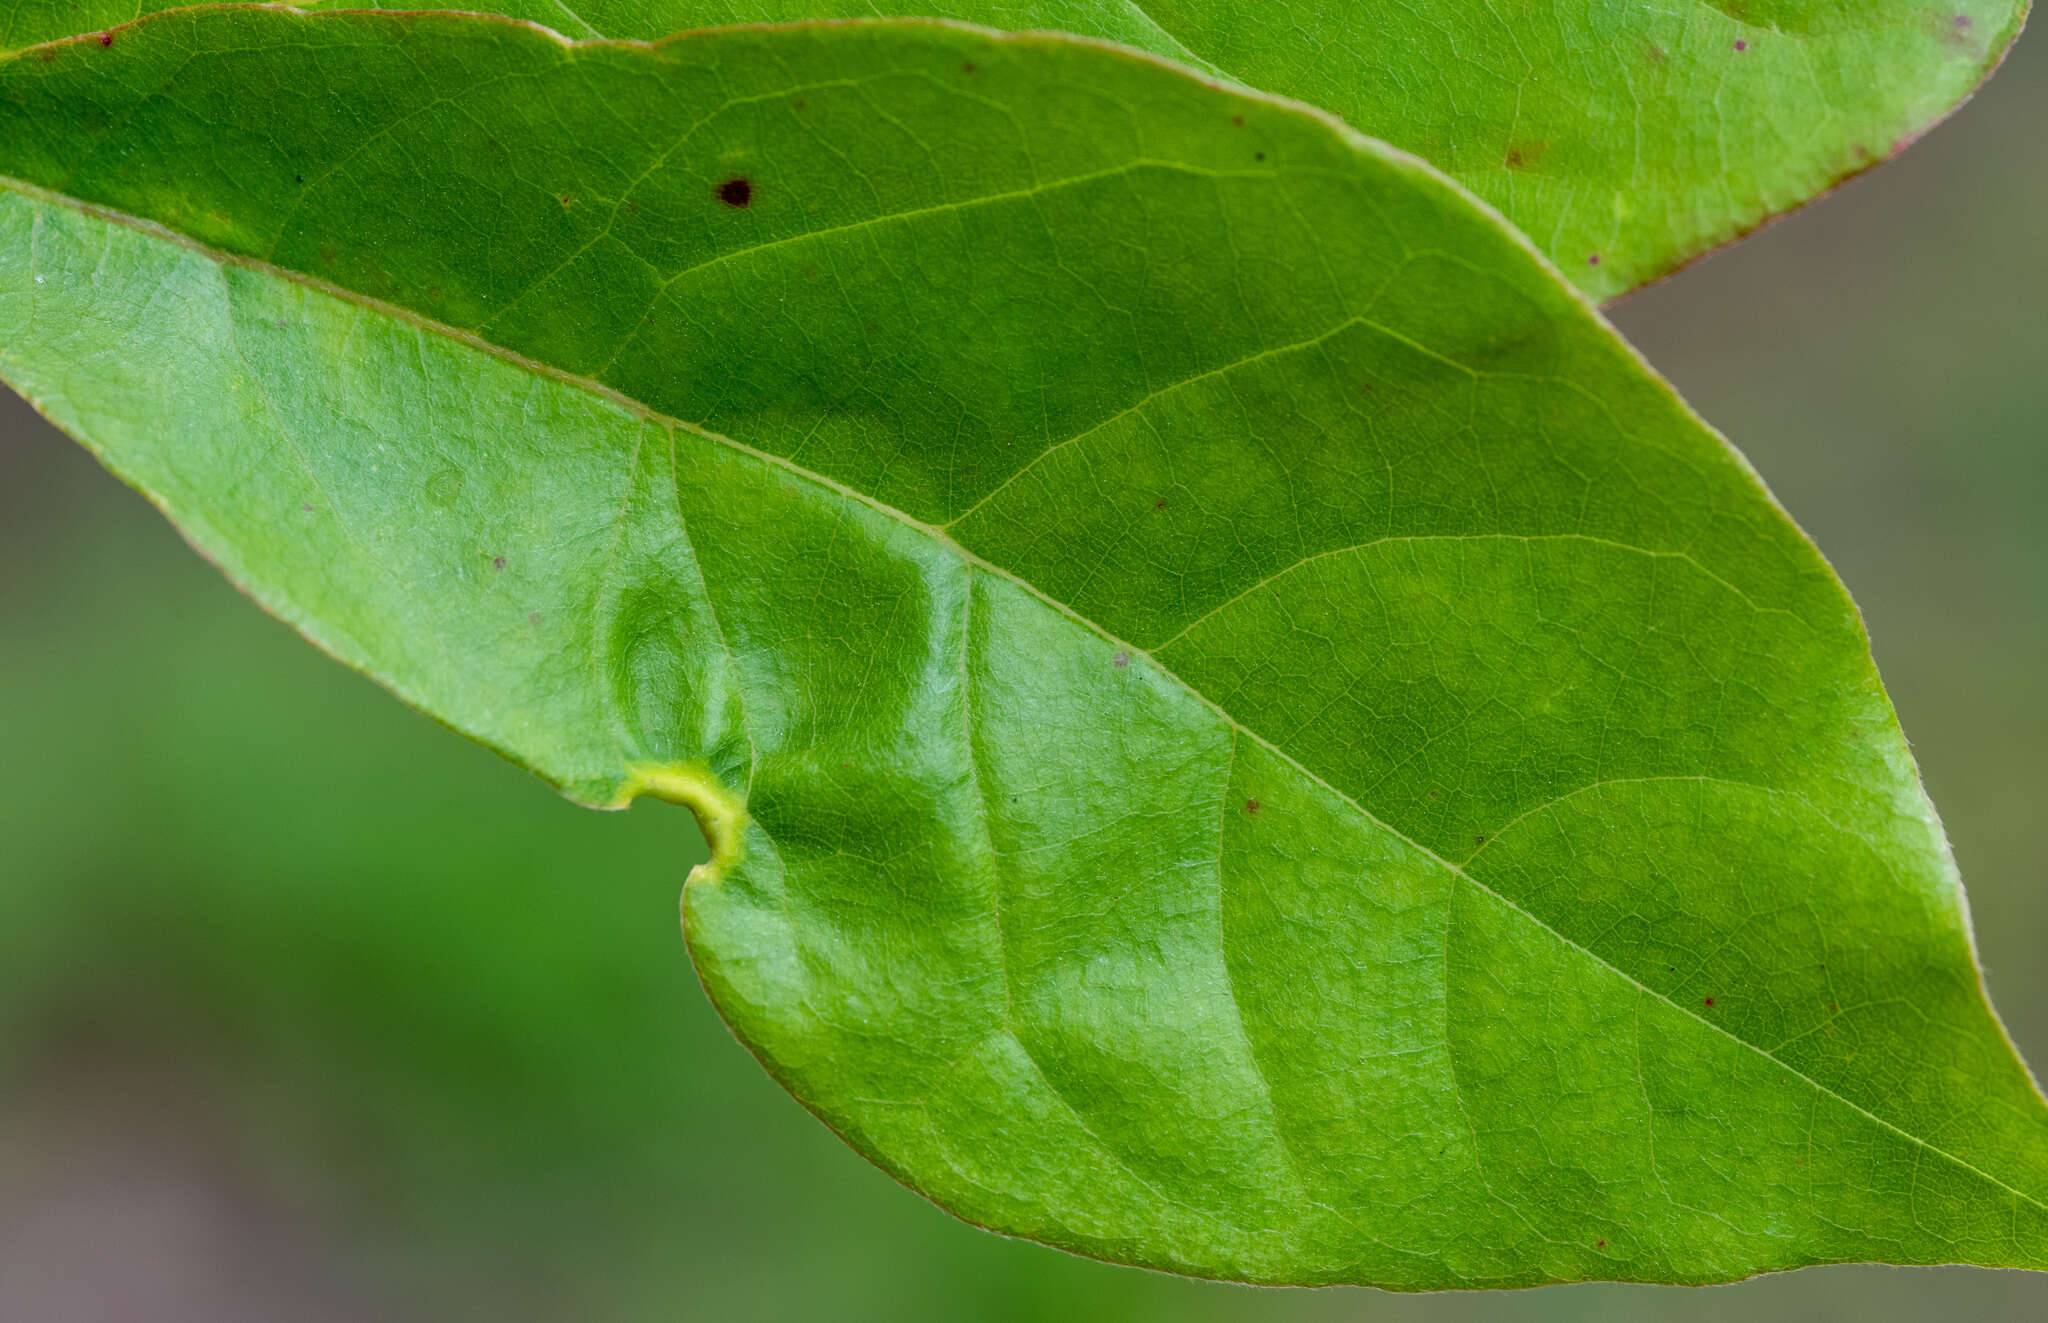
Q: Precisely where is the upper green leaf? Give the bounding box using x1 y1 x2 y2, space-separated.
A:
4 8 2046 1289
0 0 2026 298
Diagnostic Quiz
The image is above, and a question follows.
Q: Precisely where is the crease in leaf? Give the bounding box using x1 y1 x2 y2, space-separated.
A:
3 7 2045 1291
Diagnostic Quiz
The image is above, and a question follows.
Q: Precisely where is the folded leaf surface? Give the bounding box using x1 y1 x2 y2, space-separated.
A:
2 10 2045 1288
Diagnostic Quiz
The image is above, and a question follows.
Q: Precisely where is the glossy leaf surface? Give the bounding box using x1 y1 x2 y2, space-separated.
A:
3 9 2046 1289
0 0 2026 298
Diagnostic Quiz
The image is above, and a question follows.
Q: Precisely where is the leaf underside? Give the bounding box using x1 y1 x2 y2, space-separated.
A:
0 0 2026 299
3 9 2047 1290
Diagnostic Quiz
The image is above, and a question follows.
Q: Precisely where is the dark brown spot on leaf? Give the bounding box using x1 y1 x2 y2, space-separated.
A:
492 556 506 570
1588 253 1601 266
1703 997 1716 1007
961 61 976 74
1597 1240 1606 1249
718 177 752 208
1154 498 1167 510
1473 834 1486 846
559 195 575 208
1646 42 1667 62
1503 140 1546 170
1245 799 1261 815
1232 115 1244 127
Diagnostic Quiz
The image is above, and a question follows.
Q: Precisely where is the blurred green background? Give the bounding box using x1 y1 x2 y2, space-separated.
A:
2 29 2044 1322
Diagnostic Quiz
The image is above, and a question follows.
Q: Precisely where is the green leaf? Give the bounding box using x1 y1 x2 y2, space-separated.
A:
0 0 2025 299
4 8 2046 1289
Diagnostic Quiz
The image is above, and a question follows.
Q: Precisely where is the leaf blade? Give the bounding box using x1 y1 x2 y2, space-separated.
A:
3 11 2046 1287
0 0 2026 297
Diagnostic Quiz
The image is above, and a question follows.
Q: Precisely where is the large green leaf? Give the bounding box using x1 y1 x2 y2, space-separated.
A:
4 8 2046 1289
0 0 2026 299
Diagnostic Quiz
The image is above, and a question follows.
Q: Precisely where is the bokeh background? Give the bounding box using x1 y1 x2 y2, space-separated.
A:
2 25 2043 1323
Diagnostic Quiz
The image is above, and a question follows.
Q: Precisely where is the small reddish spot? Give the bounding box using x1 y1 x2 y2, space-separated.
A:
1588 253 1601 266
1503 141 1546 171
1734 39 1748 51
1245 798 1261 815
961 61 976 74
1954 13 1972 27
1596 1240 1606 1249
1154 498 1167 510
1232 115 1245 127
1794 1157 1804 1166
559 195 575 208
1829 1001 1840 1013
1112 651 1130 668
1703 997 1716 1008
97 31 113 47
492 556 506 570
718 177 752 208
791 98 807 111
1645 42 1668 63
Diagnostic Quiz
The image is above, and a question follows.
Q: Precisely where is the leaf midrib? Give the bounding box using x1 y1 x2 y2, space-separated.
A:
15 171 2041 1220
